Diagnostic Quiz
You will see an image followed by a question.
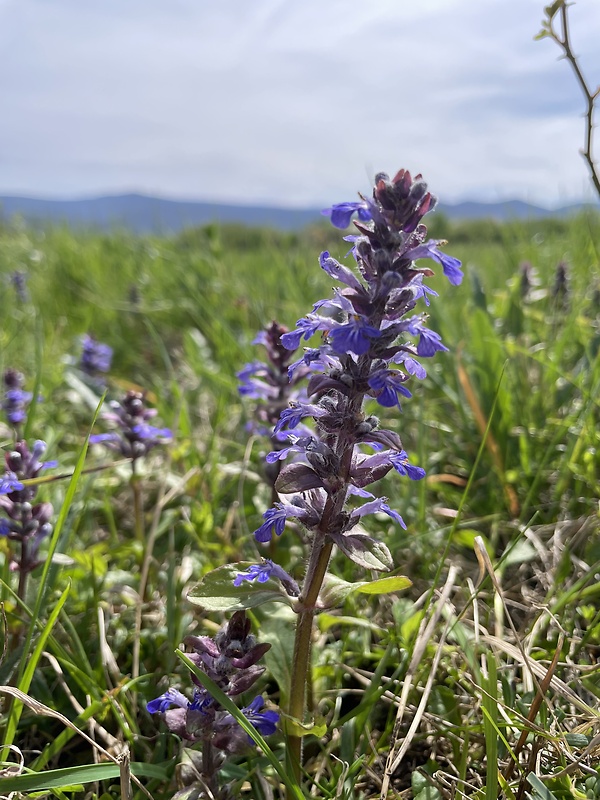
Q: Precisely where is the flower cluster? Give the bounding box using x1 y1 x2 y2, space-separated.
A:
79 334 113 378
148 611 278 757
10 270 28 303
553 260 569 308
90 390 172 462
245 169 462 569
238 320 312 490
2 369 32 432
238 321 310 432
0 440 56 581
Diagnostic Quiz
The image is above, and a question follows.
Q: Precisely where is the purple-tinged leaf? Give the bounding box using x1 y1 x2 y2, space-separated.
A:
275 463 325 494
329 529 393 571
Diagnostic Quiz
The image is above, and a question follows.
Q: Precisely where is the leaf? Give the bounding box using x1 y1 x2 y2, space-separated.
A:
501 539 537 568
187 563 293 612
329 530 393 571
275 463 324 493
319 572 409 607
412 767 442 800
252 604 296 709
544 0 563 20
526 773 561 800
318 614 383 633
0 763 167 793
353 576 411 595
281 713 327 738
319 574 359 607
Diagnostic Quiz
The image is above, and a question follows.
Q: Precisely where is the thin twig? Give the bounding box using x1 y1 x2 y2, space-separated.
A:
538 0 600 199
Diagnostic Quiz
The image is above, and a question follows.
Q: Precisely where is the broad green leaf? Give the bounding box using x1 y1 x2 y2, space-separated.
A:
412 764 442 800
252 604 296 709
501 539 536 568
187 563 293 611
331 530 393 571
320 572 410 608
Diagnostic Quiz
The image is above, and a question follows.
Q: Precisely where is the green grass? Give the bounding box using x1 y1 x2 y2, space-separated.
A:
0 211 599 799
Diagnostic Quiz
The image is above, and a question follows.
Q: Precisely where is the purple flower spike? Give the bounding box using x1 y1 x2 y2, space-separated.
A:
2 370 32 429
274 403 325 434
80 334 113 377
90 391 171 462
319 251 363 290
416 328 448 357
280 317 323 350
407 241 463 285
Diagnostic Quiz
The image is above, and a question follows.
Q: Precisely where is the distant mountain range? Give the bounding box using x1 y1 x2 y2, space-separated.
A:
0 193 596 233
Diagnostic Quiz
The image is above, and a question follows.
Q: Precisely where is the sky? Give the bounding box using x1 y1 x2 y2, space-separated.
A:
1 0 600 208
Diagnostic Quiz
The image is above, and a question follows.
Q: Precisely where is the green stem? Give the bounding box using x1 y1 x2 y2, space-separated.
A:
284 359 369 794
131 462 145 544
286 536 333 791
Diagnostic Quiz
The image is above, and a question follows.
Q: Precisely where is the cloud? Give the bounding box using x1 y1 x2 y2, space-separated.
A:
1 0 599 205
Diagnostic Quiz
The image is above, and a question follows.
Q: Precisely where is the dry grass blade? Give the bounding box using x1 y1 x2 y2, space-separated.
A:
504 634 564 785
379 564 458 799
0 686 154 800
118 746 133 800
479 637 600 717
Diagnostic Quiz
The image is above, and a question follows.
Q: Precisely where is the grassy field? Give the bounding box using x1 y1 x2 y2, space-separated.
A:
0 208 599 800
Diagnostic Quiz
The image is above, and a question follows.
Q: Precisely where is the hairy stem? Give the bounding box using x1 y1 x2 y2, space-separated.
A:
285 417 359 791
286 536 333 791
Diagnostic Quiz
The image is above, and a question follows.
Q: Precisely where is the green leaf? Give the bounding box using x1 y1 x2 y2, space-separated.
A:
0 762 167 793
252 604 296 709
187 563 293 611
318 614 383 632
281 713 327 738
501 539 537 568
526 773 561 800
412 764 442 800
320 572 410 608
353 575 411 595
564 733 590 748
331 529 393 571
544 0 563 20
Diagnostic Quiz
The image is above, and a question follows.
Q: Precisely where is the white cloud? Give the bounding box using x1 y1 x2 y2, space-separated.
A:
0 0 599 206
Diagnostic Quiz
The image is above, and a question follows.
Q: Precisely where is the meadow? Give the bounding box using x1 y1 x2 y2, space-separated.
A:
0 203 599 800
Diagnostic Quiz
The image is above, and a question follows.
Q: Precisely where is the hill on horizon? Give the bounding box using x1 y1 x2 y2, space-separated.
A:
0 192 597 233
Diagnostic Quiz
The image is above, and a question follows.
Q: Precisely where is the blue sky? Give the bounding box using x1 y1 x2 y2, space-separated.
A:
1 0 599 207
